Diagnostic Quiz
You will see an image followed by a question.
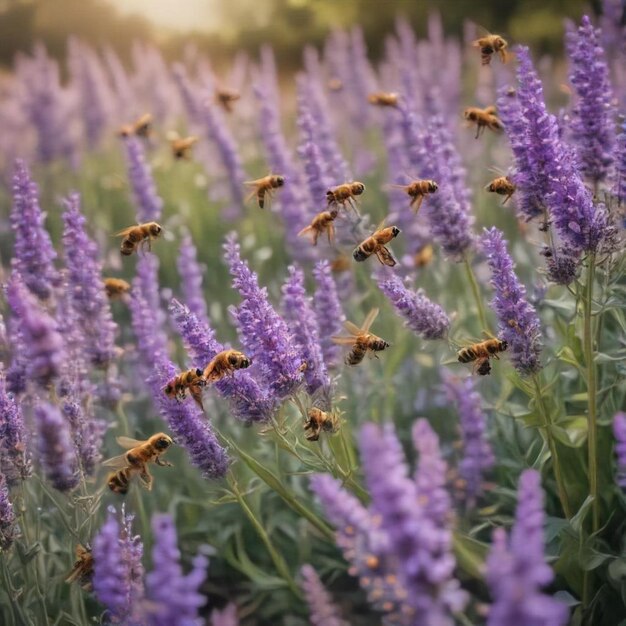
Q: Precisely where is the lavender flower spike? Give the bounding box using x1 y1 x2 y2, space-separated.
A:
34 403 79 492
61 192 117 367
312 260 345 368
177 230 209 327
481 228 542 376
378 274 449 340
93 506 145 625
612 412 626 490
566 15 616 184
10 159 58 299
224 233 304 399
616 121 626 207
122 136 164 223
146 514 208 626
0 372 31 485
0 476 18 550
211 604 239 626
486 470 568 626
300 565 347 626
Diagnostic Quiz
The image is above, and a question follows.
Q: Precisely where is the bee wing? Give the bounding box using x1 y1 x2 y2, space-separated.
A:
114 226 138 238
361 308 380 333
116 436 145 449
297 225 314 239
331 336 357 346
375 246 397 267
343 320 362 335
101 453 129 469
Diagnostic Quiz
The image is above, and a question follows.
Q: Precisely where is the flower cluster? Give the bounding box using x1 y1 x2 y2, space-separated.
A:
613 412 626 490
299 564 347 626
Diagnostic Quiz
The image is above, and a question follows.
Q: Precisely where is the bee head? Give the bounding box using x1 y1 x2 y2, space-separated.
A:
494 36 506 47
194 368 203 377
391 226 401 238
429 181 438 192
464 109 477 121
164 384 173 395
150 223 163 236
275 176 285 187
241 357 251 368
154 435 173 450
500 340 508 351
352 182 365 195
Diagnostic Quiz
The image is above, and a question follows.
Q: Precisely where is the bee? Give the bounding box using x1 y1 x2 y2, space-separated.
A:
304 407 340 442
104 277 131 299
393 179 438 213
368 92 399 107
118 113 153 138
326 182 365 213
486 176 515 204
164 368 206 409
104 433 174 494
332 308 390 366
244 174 285 209
215 88 241 112
116 222 162 256
203 350 252 384
297 209 339 246
330 254 351 273
473 34 508 66
457 338 508 374
65 544 94 591
413 244 434 268
463 106 503 139
353 224 401 267
171 136 198 160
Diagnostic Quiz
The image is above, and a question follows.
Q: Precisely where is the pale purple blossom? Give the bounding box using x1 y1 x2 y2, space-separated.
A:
312 260 345 369
300 565 347 626
613 412 626 489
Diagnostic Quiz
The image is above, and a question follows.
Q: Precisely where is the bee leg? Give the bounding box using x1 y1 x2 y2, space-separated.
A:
312 230 319 246
327 223 335 245
138 469 153 491
475 125 480 140
155 457 173 467
414 195 424 214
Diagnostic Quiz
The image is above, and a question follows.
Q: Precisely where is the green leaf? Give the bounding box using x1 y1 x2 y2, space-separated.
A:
452 532 488 581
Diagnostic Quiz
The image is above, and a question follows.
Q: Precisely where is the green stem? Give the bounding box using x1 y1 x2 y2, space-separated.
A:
463 257 489 332
532 375 572 519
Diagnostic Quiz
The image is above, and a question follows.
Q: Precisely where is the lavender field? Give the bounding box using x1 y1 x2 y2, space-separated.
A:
0 4 625 626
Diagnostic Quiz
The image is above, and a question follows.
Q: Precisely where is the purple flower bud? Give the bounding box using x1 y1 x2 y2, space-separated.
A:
378 274 449 340
61 192 117 367
0 476 18 550
566 15 616 183
0 372 31 485
442 373 494 508
224 234 304 399
281 265 331 400
10 159 58 299
481 228 542 376
210 603 239 626
146 514 208 626
34 402 79 492
6 275 66 387
177 231 209 328
613 412 626 490
93 506 145 624
122 136 164 223
486 470 568 626
614 121 626 208
300 565 347 626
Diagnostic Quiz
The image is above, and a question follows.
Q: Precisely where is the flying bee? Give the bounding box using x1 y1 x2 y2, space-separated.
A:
326 182 366 213
163 368 206 409
171 136 198 159
392 179 438 213
368 91 399 107
414 244 434 268
353 224 401 267
244 174 285 209
116 222 162 256
473 34 508 66
332 308 390 366
463 106 503 139
215 87 241 112
104 277 131 299
104 433 174 495
65 544 94 591
203 349 252 384
304 407 340 442
297 209 339 246
457 338 508 375
486 176 515 204
118 113 153 138
330 254 351 273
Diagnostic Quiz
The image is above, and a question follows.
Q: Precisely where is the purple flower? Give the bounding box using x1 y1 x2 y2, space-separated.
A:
122 136 164 223
566 15 616 183
312 261 345 369
0 476 18 550
146 514 208 626
613 412 626 489
614 121 626 208
300 565 347 626
210 603 239 626
0 372 31 485
61 192 117 367
481 228 542 376
93 506 145 625
10 159 58 299
224 234 304 399
6 275 66 388
442 373 494 508
169 299 276 424
177 231 209 328
281 265 331 401
486 470 568 626
378 274 449 340
34 402 79 492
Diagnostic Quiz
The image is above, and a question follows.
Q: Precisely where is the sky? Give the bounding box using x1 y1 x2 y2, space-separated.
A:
105 0 220 32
